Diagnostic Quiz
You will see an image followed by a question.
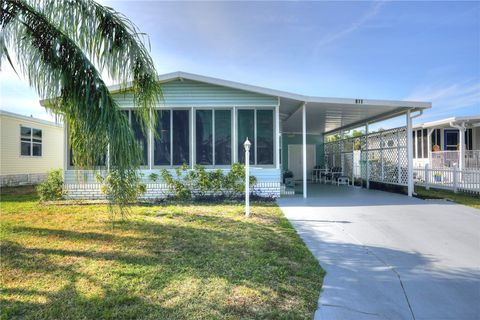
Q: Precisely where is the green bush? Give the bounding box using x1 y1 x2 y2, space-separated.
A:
161 164 191 200
96 170 146 218
36 169 65 201
161 163 257 201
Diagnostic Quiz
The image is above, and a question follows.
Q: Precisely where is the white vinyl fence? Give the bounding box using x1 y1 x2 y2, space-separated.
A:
414 164 480 194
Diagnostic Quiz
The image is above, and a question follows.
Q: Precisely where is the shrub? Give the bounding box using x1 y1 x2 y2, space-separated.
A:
148 172 159 182
161 164 191 200
161 163 257 201
36 169 65 201
96 170 146 218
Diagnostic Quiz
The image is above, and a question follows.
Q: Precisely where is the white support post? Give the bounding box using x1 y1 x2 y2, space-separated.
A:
190 107 194 169
275 101 280 170
380 133 384 181
406 111 414 197
302 103 307 199
459 126 465 172
365 123 370 189
340 131 345 176
233 107 237 163
397 130 401 184
149 109 153 170
427 128 433 167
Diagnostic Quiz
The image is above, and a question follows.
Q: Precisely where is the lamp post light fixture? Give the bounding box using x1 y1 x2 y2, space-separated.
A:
244 138 251 217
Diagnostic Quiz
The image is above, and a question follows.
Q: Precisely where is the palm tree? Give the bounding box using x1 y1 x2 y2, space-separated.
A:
1 0 161 205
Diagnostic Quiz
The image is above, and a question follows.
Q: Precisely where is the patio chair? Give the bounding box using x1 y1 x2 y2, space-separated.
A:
325 167 342 184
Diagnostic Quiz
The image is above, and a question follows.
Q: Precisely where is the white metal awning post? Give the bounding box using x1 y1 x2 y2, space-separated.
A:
302 102 307 199
406 111 414 197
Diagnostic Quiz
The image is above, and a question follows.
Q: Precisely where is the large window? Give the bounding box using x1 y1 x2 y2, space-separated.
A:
196 110 213 165
122 110 148 165
154 109 190 166
237 109 274 165
154 110 171 165
431 129 441 150
195 109 232 165
256 110 274 164
215 110 231 165
20 126 42 156
465 129 473 150
238 110 255 164
413 129 428 159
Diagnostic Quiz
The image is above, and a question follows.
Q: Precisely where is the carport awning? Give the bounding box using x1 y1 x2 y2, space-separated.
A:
280 97 431 135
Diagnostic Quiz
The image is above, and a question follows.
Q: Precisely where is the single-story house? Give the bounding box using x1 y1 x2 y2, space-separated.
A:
413 116 480 170
41 71 431 199
0 110 64 186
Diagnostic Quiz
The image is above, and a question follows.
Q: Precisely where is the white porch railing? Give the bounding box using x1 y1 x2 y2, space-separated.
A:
414 164 480 194
431 150 480 169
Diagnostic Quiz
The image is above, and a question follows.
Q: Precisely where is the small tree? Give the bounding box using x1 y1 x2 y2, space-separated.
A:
37 169 65 201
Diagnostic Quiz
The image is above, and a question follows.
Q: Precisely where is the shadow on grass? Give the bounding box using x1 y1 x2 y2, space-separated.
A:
0 206 323 319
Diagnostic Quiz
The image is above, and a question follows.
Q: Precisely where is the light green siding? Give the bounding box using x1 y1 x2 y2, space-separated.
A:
113 79 278 108
281 133 324 171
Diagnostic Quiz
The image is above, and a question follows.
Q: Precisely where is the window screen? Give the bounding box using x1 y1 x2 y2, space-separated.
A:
154 110 171 165
256 110 274 165
131 111 148 165
172 110 190 165
196 110 213 165
214 110 231 165
237 110 255 164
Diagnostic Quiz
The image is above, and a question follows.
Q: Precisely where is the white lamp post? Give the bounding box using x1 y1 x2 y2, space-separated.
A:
244 138 251 217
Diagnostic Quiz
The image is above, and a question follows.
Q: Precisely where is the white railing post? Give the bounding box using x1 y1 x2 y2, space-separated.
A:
424 163 429 190
453 165 458 193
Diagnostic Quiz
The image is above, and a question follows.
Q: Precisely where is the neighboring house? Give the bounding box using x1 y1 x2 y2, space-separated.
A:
41 71 430 199
413 116 480 170
0 110 64 186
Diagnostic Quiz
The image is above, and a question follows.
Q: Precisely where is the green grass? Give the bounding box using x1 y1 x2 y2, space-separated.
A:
415 186 480 209
0 186 324 319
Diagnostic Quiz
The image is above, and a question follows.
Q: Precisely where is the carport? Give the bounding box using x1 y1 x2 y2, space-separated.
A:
278 96 431 197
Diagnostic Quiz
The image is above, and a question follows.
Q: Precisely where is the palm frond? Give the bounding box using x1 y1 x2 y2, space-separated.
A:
37 0 162 131
1 0 142 171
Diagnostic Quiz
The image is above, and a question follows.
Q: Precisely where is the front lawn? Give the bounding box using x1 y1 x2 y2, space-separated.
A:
415 186 480 209
0 187 324 319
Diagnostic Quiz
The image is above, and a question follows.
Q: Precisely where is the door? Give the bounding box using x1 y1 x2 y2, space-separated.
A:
444 129 459 151
288 144 316 181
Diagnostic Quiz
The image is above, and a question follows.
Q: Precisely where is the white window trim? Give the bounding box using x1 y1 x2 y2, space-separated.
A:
20 125 42 157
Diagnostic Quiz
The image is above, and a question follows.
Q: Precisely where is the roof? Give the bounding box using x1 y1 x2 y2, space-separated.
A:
414 115 480 129
42 71 432 134
0 110 63 128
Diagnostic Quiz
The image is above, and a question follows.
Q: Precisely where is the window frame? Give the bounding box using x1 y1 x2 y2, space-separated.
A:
236 107 275 167
153 107 192 168
20 125 42 157
193 107 233 168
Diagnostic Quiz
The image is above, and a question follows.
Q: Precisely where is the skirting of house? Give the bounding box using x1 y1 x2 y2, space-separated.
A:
0 173 47 187
64 182 281 200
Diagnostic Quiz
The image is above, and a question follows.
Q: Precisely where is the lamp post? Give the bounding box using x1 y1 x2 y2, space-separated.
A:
244 138 251 217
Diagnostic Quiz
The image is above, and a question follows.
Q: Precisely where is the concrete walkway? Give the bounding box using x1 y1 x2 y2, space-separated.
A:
277 184 480 320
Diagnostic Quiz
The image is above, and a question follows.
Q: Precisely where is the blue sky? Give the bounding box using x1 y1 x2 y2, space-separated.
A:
1 0 479 127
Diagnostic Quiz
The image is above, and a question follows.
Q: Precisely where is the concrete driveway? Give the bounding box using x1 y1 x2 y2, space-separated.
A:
277 184 480 320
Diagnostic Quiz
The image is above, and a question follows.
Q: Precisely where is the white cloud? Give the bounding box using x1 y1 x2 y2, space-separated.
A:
314 1 386 48
405 80 480 120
